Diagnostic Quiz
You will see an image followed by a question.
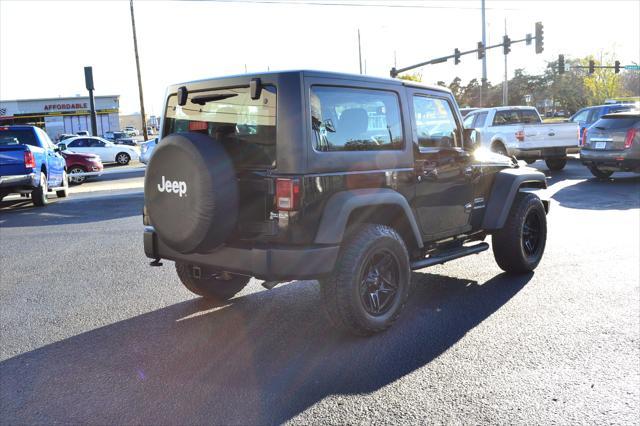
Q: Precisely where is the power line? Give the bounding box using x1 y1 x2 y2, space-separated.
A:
201 0 520 10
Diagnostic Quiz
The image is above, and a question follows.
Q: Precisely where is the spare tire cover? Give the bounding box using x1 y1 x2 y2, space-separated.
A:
144 132 238 254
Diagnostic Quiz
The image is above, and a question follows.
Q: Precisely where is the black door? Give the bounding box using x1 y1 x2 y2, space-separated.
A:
409 92 474 241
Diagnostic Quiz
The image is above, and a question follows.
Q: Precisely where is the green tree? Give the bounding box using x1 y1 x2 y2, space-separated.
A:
581 54 625 104
542 57 589 114
621 70 640 97
398 72 422 82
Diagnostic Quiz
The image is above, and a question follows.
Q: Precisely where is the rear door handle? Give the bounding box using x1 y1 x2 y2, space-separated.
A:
548 132 556 136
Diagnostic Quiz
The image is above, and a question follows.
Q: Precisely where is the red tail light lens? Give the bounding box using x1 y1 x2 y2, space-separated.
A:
24 151 36 168
275 178 300 211
624 128 638 149
515 130 525 142
581 128 588 147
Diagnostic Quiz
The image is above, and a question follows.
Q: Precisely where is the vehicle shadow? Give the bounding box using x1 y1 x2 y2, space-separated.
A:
0 271 532 425
551 174 640 210
0 191 143 226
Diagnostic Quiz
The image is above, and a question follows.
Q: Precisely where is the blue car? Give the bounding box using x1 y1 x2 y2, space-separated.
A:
570 104 636 139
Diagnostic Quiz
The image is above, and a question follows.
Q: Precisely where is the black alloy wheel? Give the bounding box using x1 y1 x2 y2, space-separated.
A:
522 209 542 257
359 249 400 316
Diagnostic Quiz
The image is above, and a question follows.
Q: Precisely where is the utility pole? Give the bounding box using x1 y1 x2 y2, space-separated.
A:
358 28 363 74
130 0 148 141
84 66 98 136
480 0 487 107
502 18 508 106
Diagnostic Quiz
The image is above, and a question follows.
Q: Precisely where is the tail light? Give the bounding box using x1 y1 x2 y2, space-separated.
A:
24 150 36 168
515 130 525 142
275 178 300 211
624 128 638 149
581 128 588 147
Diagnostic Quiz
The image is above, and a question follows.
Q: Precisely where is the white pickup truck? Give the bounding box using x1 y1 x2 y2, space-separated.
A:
463 106 580 171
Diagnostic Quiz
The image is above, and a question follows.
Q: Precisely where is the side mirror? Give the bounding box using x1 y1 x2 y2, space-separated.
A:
463 128 480 151
57 143 67 151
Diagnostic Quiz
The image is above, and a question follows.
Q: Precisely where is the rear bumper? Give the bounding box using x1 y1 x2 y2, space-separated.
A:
581 149 640 171
143 226 339 281
0 173 36 190
512 146 574 159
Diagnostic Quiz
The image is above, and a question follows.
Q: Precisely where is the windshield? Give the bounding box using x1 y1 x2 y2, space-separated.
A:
164 85 277 168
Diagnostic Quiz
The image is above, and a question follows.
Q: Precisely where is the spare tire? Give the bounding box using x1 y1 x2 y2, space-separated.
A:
144 132 238 254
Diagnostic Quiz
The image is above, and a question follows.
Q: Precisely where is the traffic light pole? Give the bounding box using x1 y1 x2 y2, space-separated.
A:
390 24 543 79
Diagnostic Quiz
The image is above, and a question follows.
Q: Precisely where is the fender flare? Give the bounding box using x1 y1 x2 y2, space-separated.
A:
482 167 547 230
314 188 423 248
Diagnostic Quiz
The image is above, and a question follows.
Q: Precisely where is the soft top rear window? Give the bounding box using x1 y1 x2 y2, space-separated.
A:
164 85 276 169
0 129 38 147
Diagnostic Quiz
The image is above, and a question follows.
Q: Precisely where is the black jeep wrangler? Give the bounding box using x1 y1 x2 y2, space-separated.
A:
144 71 549 335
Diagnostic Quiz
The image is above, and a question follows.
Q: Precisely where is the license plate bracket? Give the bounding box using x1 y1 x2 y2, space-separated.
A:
595 141 607 150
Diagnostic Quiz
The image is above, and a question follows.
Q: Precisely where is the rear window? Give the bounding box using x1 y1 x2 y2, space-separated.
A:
593 117 640 130
493 109 541 126
164 85 276 168
0 129 38 147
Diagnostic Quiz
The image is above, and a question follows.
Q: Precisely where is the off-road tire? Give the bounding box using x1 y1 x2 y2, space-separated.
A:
545 158 567 171
492 193 547 274
175 262 250 301
319 224 411 336
56 171 69 197
116 152 131 165
32 172 48 207
588 165 613 179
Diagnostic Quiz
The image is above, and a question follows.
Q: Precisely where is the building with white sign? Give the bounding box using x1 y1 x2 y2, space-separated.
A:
0 95 120 141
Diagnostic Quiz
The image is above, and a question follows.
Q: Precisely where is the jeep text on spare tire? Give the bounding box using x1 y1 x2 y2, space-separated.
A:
144 70 550 336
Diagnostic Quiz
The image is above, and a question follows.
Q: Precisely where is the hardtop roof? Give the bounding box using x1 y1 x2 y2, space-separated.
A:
171 70 450 94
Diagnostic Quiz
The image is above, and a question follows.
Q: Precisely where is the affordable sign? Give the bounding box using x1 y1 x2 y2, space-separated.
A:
44 103 88 111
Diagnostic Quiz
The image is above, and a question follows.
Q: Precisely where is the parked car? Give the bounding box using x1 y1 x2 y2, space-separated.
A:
76 130 90 136
459 107 479 118
123 126 139 137
143 70 550 336
0 125 68 205
570 103 635 139
59 148 104 184
104 131 130 142
463 106 579 170
59 136 139 165
140 137 158 164
58 133 76 142
580 110 640 178
146 126 155 135
114 138 139 147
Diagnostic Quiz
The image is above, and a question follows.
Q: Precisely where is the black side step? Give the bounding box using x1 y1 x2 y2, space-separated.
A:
410 242 489 270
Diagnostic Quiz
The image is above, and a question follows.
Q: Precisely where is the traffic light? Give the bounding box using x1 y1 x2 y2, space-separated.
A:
535 22 544 54
589 60 595 74
454 48 461 65
558 55 565 74
614 60 621 73
503 35 511 55
477 42 485 59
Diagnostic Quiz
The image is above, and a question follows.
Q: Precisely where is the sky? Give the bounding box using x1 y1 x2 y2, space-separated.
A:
1 0 639 114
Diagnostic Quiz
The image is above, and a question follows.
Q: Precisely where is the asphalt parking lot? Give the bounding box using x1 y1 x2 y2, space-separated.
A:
0 159 638 424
